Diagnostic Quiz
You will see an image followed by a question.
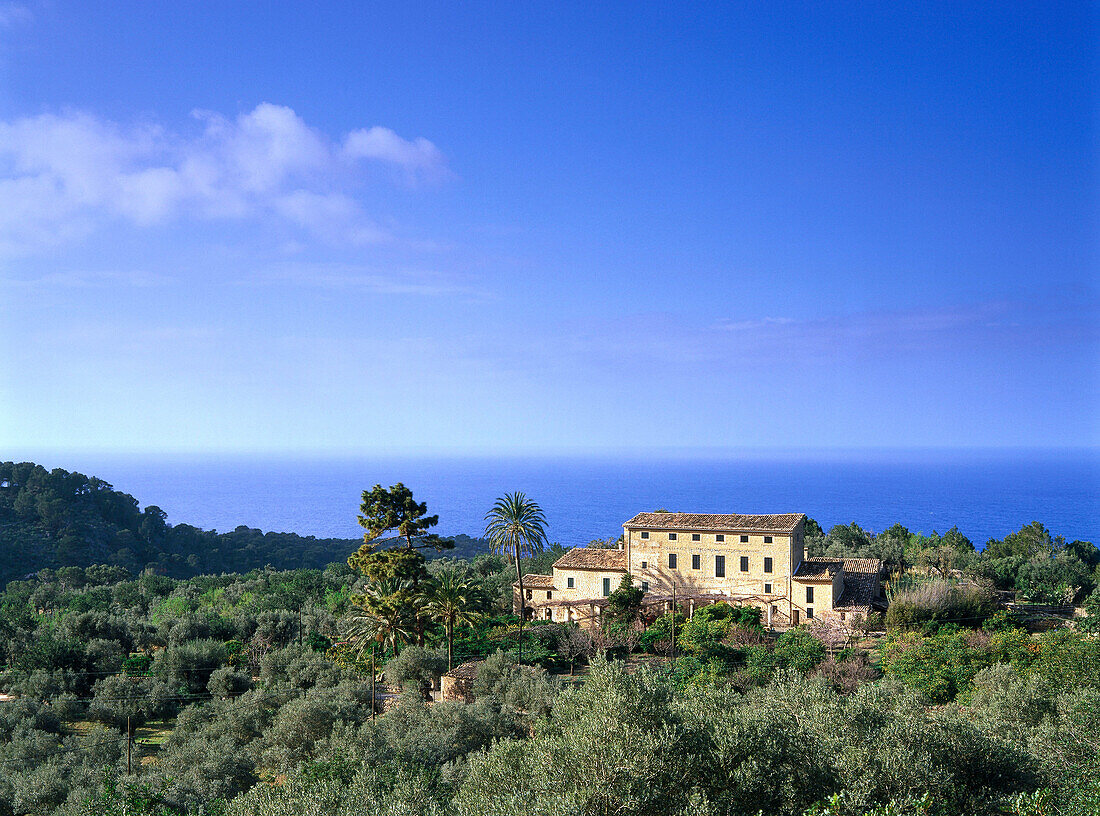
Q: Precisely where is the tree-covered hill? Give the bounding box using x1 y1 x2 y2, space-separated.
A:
0 462 488 583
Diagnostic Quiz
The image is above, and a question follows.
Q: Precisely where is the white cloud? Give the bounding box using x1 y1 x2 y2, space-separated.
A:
343 126 451 183
0 103 451 253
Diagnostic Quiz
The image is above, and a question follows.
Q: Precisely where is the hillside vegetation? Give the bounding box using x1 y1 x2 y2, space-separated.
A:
0 462 488 585
0 464 1097 815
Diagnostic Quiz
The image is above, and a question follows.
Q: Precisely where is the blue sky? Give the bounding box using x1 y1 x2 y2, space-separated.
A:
0 2 1096 454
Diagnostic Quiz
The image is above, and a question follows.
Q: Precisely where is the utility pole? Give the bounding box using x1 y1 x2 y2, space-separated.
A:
670 583 677 663
126 716 132 775
371 646 376 721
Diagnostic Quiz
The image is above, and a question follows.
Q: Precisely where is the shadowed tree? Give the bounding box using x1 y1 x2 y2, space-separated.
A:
484 492 548 663
419 566 489 670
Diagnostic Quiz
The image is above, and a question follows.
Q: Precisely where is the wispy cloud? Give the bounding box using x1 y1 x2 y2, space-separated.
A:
0 3 32 27
0 268 173 290
502 299 1098 378
244 262 484 298
715 316 795 332
0 103 451 253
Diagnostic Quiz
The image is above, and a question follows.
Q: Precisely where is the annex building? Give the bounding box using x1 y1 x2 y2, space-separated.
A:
514 511 885 628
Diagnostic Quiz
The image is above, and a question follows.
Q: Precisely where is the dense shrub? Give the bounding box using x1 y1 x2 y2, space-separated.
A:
885 580 997 629
455 660 702 816
383 646 448 693
879 627 994 703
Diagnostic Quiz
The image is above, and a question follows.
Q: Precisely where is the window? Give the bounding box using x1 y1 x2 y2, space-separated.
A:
525 589 532 599
567 576 574 589
715 555 725 577
641 581 649 593
764 535 773 544
764 557 773 573
740 534 749 543
668 532 677 541
640 531 649 539
806 607 814 619
740 556 749 572
691 533 700 541
641 560 648 569
764 582 773 594
806 586 814 603
546 591 552 599
840 612 846 621
602 578 611 596
691 553 700 570
715 534 724 542
668 553 677 569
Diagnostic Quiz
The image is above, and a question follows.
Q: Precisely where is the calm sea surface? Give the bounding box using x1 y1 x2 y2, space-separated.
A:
20 451 1100 548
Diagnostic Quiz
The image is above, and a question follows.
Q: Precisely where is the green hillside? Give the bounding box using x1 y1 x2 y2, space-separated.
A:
0 461 488 583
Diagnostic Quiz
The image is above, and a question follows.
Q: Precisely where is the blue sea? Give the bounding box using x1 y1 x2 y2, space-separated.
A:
21 449 1100 548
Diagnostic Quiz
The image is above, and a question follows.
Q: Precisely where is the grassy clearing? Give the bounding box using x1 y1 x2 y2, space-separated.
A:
135 717 175 748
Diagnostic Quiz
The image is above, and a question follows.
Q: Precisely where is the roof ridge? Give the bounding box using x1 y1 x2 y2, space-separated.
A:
623 511 805 533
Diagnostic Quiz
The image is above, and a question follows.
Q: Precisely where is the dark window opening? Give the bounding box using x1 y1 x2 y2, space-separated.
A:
764 557 773 573
715 555 725 578
740 556 749 572
691 553 700 570
740 535 749 543
806 586 814 603
691 533 700 541
668 553 677 569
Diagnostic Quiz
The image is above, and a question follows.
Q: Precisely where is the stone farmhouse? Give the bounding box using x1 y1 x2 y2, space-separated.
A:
514 511 885 628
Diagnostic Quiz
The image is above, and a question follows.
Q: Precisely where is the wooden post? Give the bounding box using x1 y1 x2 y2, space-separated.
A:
126 716 132 775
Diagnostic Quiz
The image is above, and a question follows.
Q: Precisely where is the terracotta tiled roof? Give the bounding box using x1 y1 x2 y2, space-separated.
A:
792 558 883 612
624 512 805 534
512 573 555 588
794 558 843 579
553 547 628 571
794 557 883 583
834 558 884 613
841 558 883 575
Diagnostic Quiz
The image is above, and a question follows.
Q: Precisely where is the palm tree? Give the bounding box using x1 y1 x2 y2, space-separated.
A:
484 492 548 662
420 565 488 670
342 577 417 657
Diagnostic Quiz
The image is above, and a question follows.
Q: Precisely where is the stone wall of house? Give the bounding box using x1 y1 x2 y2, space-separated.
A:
548 566 626 625
624 526 802 601
440 673 475 703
